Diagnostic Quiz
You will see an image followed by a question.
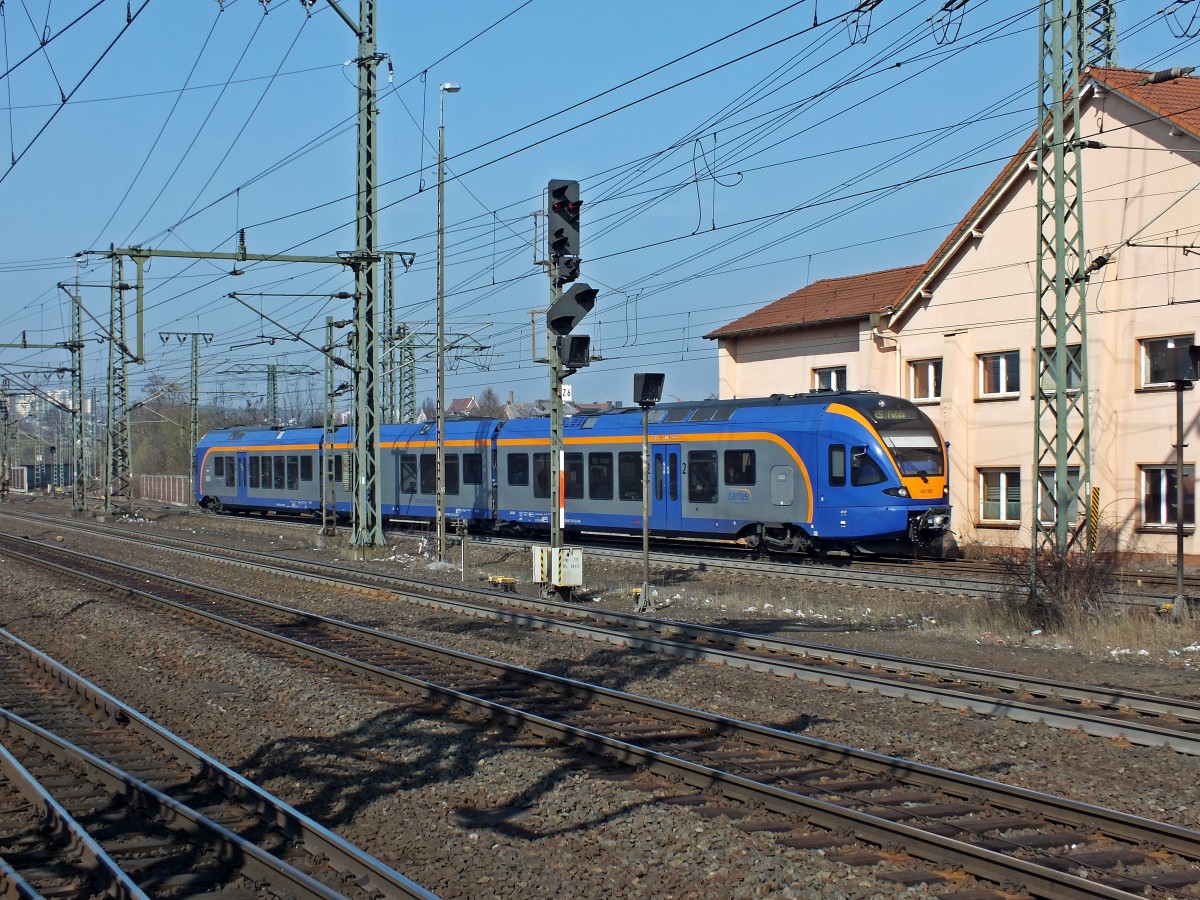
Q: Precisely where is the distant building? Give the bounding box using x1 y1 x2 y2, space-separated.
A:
706 67 1200 559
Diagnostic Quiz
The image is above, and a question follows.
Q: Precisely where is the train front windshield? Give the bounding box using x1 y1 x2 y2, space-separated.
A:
867 406 945 478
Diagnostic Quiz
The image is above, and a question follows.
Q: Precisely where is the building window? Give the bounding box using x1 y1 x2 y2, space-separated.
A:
979 468 1021 523
1036 466 1081 526
909 358 942 402
1036 344 1082 394
1141 335 1194 388
1141 464 1195 528
813 366 846 392
978 350 1019 398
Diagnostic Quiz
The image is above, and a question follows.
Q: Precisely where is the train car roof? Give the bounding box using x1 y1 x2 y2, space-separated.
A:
564 391 922 428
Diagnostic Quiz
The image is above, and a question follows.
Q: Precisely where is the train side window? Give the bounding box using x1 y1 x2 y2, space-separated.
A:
286 456 299 490
334 454 344 486
711 406 735 422
618 452 642 501
420 454 436 494
214 456 224 478
688 450 718 503
463 453 483 485
445 454 460 495
724 449 756 486
249 457 260 489
829 445 846 487
690 407 718 422
261 457 272 487
851 446 887 486
654 454 664 501
663 407 691 423
669 452 679 501
507 453 529 486
565 452 584 500
400 454 418 493
274 456 286 490
225 456 236 488
532 453 550 499
300 456 313 482
588 452 613 500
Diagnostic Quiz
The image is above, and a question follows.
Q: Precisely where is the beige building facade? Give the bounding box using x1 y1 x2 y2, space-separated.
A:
706 68 1199 559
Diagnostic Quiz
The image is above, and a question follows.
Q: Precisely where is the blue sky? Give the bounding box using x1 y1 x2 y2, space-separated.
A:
1 0 1195 414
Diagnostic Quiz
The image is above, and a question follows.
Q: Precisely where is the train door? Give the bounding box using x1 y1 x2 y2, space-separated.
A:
650 444 682 533
236 453 250 504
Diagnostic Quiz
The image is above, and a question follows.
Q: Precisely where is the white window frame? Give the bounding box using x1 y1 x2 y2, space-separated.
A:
1140 335 1194 389
977 350 1020 399
978 467 1021 524
813 366 846 392
1036 465 1081 526
909 358 942 403
1140 464 1195 528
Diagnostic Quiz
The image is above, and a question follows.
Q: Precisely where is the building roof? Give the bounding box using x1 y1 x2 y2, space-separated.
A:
890 66 1200 322
703 265 923 340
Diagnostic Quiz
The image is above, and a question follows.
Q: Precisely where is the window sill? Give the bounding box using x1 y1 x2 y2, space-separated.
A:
1136 384 1185 394
912 398 940 406
1138 525 1196 535
975 394 1020 403
976 520 1022 529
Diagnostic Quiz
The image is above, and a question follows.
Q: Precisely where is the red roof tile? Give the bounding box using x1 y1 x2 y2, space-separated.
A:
704 265 922 340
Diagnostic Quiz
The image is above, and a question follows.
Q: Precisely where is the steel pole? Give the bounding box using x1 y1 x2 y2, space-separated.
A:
641 406 650 613
1176 381 1187 620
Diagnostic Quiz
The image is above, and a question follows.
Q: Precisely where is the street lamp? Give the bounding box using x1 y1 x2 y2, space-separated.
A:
436 81 460 563
634 373 665 613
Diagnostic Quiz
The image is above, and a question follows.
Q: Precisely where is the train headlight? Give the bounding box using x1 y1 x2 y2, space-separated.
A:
883 486 909 498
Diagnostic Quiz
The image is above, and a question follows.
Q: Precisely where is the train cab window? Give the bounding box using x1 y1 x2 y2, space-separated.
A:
463 453 483 485
300 457 313 482
420 454 436 494
273 456 286 490
507 453 529 487
618 452 642 501
400 454 418 493
532 453 550 499
663 407 691 424
829 445 847 487
710 406 735 422
588 452 613 500
688 450 718 503
249 458 260 489
724 450 756 486
850 446 887 486
564 453 584 500
445 455 460 495
286 456 299 490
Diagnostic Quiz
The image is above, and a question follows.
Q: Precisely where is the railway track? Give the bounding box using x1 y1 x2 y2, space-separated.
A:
0 627 436 899
3 531 1200 897
7 513 1200 756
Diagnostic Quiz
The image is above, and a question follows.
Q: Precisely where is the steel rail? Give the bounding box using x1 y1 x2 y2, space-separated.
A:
3 535 1198 898
10 518 1200 755
0 737 147 899
0 626 438 900
1 708 344 899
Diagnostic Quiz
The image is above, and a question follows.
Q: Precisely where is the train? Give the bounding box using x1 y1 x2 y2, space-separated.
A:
194 391 952 556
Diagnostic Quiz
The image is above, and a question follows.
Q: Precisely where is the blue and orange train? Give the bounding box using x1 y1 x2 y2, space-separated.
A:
195 391 951 555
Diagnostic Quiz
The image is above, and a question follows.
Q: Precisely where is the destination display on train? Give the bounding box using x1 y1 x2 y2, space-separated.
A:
871 408 918 422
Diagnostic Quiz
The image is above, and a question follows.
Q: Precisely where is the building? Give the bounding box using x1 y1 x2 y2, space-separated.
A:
706 68 1200 559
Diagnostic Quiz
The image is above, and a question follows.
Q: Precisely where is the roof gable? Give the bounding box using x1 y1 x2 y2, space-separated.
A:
890 66 1200 322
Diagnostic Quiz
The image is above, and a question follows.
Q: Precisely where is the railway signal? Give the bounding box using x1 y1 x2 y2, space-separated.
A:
547 179 581 273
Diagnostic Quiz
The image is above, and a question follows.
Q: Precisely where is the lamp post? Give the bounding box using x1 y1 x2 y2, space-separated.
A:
436 81 460 563
634 373 664 613
1168 339 1198 621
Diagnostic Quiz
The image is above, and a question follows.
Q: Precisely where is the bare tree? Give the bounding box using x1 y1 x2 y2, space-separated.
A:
477 387 505 418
